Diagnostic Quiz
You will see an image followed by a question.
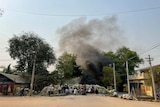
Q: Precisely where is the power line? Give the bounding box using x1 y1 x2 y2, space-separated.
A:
110 41 160 63
141 43 160 55
128 41 160 61
149 53 160 58
115 6 160 15
1 6 160 17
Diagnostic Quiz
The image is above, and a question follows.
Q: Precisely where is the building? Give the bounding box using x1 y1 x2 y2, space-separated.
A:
129 64 160 97
0 73 29 95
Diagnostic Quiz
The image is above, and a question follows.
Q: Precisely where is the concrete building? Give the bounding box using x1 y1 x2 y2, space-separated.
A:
129 64 160 97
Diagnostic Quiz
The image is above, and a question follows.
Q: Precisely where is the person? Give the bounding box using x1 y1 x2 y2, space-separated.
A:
20 88 25 96
73 88 78 95
65 88 69 95
58 85 62 94
157 90 160 99
81 88 86 95
47 84 53 96
95 89 99 94
69 87 73 94
113 91 118 97
91 85 94 93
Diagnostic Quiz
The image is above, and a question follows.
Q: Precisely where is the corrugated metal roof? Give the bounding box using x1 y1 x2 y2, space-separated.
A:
135 64 160 72
1 73 29 84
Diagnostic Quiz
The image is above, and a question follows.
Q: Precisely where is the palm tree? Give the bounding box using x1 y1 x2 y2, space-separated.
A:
3 64 13 74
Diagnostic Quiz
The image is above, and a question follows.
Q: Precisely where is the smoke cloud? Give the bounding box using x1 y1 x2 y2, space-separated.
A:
57 16 125 84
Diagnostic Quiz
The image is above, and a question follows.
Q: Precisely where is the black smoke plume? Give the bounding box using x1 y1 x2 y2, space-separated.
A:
57 16 124 84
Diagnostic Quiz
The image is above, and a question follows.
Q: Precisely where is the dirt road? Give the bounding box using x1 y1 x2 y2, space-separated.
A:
0 95 159 107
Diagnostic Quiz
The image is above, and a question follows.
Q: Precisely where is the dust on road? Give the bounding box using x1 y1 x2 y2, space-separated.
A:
0 95 159 107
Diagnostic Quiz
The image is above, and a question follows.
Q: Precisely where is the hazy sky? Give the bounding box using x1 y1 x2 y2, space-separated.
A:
0 0 160 70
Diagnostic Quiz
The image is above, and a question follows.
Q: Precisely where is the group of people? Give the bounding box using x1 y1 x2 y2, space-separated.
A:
57 84 87 95
57 84 100 95
41 84 99 96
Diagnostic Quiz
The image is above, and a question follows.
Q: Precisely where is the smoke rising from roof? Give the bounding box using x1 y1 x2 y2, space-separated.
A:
57 16 125 84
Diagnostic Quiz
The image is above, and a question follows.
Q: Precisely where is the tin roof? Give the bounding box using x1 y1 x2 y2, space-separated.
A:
1 73 29 84
135 64 160 72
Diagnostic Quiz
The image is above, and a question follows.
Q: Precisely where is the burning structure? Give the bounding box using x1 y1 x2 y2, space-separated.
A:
57 16 125 84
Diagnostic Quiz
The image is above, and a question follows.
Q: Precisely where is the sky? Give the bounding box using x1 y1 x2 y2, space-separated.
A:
0 0 160 71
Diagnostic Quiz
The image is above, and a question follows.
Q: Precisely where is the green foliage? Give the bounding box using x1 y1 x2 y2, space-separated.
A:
103 46 143 91
146 66 160 87
55 52 82 81
105 46 143 74
101 66 114 87
7 32 56 91
141 66 160 88
2 64 15 74
104 46 143 74
101 66 121 88
8 32 56 74
47 70 59 84
153 66 160 87
34 70 49 91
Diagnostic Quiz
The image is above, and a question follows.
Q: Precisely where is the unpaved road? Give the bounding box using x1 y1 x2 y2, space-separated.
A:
0 95 159 107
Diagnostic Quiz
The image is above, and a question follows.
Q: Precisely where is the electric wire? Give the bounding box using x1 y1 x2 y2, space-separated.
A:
1 6 160 17
128 41 160 61
0 6 160 62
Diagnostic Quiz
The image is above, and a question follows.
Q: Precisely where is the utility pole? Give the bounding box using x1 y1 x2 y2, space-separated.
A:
113 63 117 91
30 51 37 96
126 61 130 95
146 55 157 101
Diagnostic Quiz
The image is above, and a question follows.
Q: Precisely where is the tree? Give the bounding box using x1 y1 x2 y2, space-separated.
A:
47 70 60 85
146 66 160 88
8 32 56 91
153 67 160 89
115 46 143 74
2 64 14 74
8 32 56 73
55 52 82 82
103 46 143 91
101 66 121 88
101 66 114 87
